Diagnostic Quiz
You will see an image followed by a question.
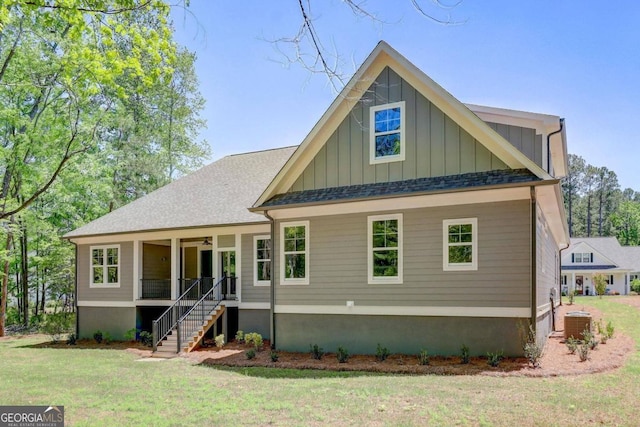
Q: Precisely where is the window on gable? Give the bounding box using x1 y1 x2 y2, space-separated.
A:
280 221 309 285
368 214 403 284
254 236 271 286
443 218 478 271
91 245 120 287
573 253 592 263
369 101 405 164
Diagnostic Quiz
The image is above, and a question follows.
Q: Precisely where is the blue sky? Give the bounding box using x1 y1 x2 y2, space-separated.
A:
171 1 640 190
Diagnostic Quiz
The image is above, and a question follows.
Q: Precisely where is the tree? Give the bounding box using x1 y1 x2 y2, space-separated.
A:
611 201 640 246
563 154 585 236
592 273 607 299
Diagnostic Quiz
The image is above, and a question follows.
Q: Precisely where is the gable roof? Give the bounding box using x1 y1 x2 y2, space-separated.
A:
563 237 640 271
253 41 554 208
65 146 296 239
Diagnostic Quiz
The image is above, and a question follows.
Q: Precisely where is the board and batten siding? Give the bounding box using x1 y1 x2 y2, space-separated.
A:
240 233 270 303
486 122 543 169
289 66 508 192
275 200 531 308
77 242 134 302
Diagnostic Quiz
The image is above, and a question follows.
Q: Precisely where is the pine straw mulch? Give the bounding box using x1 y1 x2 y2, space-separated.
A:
187 302 635 377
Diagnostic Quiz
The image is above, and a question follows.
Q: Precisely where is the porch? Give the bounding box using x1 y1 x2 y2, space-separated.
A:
135 236 238 301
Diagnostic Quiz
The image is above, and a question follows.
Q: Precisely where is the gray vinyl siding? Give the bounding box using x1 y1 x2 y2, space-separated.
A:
487 122 543 168
289 66 508 192
77 242 133 301
240 234 270 303
275 200 531 307
142 243 170 280
536 206 559 309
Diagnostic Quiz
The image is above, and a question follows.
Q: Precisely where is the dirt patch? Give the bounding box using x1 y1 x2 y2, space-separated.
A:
188 302 634 377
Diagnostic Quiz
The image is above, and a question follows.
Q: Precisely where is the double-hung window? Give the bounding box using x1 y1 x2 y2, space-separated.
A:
280 221 309 285
370 101 405 164
90 245 120 287
254 236 271 286
443 218 478 271
368 214 403 284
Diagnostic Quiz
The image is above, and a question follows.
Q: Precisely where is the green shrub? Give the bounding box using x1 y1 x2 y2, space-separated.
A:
310 344 324 360
582 328 598 350
139 331 153 347
578 342 590 362
235 330 244 343
103 332 112 345
93 330 103 344
245 332 263 350
376 343 390 362
519 323 543 368
67 333 77 345
124 328 138 341
566 337 578 354
460 344 470 364
486 350 503 367
41 313 72 343
418 349 430 366
606 321 615 339
246 349 256 360
215 334 225 349
593 273 607 298
631 279 640 293
568 290 575 305
270 351 279 362
336 346 349 363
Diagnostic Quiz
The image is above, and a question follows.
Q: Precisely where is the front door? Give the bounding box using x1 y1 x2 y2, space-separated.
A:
220 251 236 299
575 275 584 295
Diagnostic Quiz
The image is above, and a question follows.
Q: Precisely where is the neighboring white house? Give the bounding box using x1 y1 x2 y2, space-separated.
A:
560 237 640 296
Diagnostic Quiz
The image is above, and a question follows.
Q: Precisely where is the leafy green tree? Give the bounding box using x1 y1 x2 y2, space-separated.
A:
611 201 640 246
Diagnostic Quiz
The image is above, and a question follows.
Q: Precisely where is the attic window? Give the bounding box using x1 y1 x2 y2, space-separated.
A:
370 101 405 164
573 253 592 263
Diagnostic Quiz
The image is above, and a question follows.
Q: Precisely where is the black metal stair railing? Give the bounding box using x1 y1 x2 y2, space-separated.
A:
176 276 225 353
151 277 215 352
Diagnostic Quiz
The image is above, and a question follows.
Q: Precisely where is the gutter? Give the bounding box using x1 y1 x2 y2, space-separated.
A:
263 210 276 349
546 118 564 174
72 242 79 338
530 186 537 328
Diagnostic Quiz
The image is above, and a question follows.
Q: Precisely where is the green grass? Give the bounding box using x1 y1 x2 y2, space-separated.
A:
2 296 640 426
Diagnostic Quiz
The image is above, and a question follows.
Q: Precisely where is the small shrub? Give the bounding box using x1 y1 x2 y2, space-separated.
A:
270 351 279 362
235 330 244 343
460 344 470 364
310 344 324 360
336 346 349 363
67 333 77 346
376 343 390 362
215 334 225 349
124 328 138 341
519 323 543 368
245 332 263 350
631 279 640 294
418 349 430 366
593 273 607 298
93 330 103 344
41 313 71 343
103 332 112 345
582 327 598 350
139 331 153 347
606 321 615 339
246 349 256 360
578 342 590 362
566 337 579 354
486 350 503 367
568 290 575 305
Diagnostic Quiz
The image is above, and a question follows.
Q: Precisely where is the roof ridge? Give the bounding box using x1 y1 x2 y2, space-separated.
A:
227 145 298 158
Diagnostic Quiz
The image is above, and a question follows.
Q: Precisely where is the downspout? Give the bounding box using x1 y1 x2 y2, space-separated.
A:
72 242 79 338
263 210 276 349
530 187 537 329
546 118 564 174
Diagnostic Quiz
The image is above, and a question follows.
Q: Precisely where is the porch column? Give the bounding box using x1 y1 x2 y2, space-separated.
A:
626 273 630 295
171 238 179 299
571 272 575 294
132 240 141 300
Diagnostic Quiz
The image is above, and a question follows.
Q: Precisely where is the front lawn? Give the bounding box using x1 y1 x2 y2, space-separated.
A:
1 296 639 426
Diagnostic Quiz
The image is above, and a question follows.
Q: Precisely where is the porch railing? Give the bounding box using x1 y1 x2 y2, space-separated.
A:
176 276 225 353
140 279 171 299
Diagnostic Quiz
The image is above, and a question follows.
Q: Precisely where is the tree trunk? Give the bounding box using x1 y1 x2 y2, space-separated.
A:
19 222 28 325
0 231 13 337
587 195 592 237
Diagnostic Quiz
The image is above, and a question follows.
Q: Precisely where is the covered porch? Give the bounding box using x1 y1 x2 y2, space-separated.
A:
561 268 631 296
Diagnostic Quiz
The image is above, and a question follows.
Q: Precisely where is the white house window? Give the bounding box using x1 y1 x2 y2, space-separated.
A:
369 101 405 164
90 245 120 287
368 214 403 284
254 236 271 286
443 218 478 271
574 253 592 263
280 221 309 285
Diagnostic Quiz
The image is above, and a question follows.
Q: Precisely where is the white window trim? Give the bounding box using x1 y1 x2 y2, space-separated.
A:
443 218 478 271
280 221 310 285
367 214 403 284
254 235 271 287
90 244 120 288
369 101 406 165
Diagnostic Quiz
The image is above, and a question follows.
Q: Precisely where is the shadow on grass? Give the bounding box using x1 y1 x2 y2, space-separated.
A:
202 364 392 379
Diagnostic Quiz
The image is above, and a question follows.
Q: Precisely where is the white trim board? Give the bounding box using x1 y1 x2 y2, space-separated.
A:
274 304 530 318
77 301 136 308
239 302 270 310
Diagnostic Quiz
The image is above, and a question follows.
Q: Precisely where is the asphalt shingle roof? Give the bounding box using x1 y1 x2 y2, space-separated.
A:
65 146 297 238
260 169 540 208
